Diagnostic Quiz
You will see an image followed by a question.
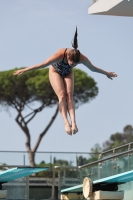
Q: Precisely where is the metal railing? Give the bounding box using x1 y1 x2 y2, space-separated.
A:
98 142 133 159
0 150 100 169
78 148 133 169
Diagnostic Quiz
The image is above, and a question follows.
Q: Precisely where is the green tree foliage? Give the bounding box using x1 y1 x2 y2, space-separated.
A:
0 68 98 166
76 144 102 165
77 156 88 166
53 158 70 166
103 125 133 151
76 145 102 166
84 125 133 164
87 143 102 163
123 125 133 134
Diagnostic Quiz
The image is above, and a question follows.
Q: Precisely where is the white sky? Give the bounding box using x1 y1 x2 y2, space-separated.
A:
0 0 133 162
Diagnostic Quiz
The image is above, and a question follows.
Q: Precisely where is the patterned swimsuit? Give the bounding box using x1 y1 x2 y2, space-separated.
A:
52 48 73 78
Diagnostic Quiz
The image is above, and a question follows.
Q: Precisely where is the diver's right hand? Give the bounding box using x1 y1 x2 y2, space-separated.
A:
14 69 25 76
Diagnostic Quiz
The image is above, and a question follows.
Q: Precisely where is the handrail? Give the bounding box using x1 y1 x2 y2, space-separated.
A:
0 150 100 154
78 148 133 169
99 142 133 157
54 166 78 170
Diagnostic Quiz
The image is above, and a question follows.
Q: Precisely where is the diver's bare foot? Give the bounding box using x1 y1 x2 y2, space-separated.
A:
72 123 78 134
64 124 72 135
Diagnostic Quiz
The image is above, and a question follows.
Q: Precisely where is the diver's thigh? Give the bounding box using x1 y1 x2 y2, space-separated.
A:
49 66 65 96
63 71 74 95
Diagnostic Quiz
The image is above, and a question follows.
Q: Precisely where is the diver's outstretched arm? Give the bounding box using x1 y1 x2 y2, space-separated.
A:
80 53 118 80
14 49 63 76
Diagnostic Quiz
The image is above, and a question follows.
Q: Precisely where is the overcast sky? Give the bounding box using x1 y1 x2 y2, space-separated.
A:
0 0 133 162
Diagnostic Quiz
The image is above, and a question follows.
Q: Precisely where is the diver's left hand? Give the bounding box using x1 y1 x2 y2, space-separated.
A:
107 72 118 80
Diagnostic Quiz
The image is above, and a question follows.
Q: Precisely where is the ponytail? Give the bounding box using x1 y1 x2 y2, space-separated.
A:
72 27 78 49
69 27 80 63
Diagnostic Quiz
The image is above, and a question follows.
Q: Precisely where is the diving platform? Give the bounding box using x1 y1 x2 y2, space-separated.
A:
0 167 48 183
0 167 48 199
89 0 133 17
61 169 133 199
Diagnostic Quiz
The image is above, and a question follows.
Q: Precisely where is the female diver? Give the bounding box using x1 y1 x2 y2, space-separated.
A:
14 28 117 136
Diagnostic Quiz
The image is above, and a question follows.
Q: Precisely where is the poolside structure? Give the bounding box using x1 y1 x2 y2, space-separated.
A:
1 144 133 199
89 0 133 16
51 142 133 200
0 166 48 199
61 169 133 199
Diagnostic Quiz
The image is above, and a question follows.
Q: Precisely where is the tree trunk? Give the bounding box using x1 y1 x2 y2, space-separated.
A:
30 106 59 166
27 151 35 167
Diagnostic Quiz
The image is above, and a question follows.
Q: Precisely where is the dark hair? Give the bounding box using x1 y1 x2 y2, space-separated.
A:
68 27 80 63
72 26 78 49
